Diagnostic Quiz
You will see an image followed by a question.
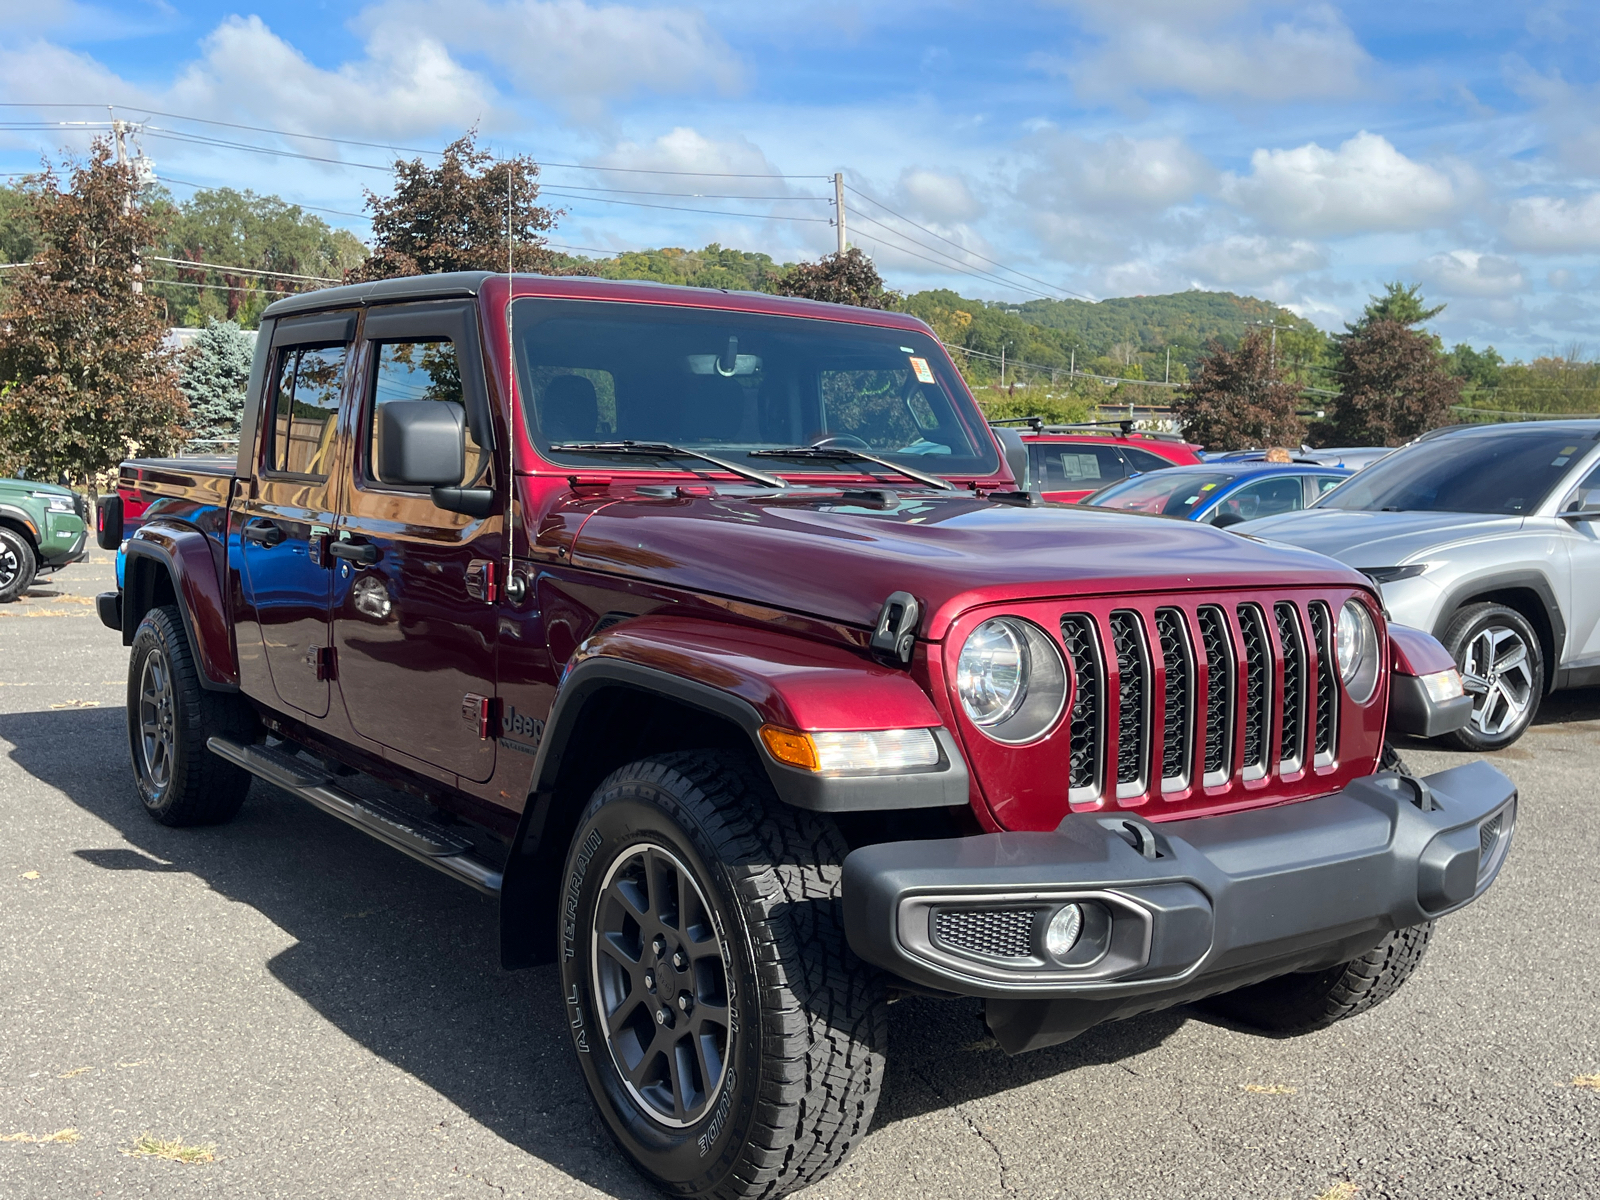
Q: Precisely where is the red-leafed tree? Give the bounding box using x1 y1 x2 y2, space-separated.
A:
1174 328 1304 450
1318 284 1461 445
775 248 899 309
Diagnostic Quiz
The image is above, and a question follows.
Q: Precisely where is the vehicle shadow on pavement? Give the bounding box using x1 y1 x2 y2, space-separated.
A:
3 706 1185 1188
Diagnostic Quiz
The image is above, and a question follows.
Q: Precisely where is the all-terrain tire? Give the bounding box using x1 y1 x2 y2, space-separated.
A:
1439 602 1544 751
127 605 256 826
0 526 37 603
558 750 887 1200
1203 923 1435 1035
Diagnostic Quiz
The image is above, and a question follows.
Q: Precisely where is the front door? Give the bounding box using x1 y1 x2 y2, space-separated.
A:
235 315 354 719
331 304 501 782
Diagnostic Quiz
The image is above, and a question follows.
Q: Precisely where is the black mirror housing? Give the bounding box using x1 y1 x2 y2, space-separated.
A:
96 494 123 550
377 401 467 487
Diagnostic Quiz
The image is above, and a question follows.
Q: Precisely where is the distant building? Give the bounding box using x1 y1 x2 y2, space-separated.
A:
163 327 260 353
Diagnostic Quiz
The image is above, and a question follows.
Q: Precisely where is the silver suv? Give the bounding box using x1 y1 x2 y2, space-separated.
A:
1240 420 1600 750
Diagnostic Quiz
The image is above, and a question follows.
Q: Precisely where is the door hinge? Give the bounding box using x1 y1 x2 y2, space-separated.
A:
305 645 337 681
462 692 500 740
465 559 499 603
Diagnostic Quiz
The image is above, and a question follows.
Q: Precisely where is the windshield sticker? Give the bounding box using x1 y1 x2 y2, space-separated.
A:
900 346 916 353
1554 457 1571 466
908 356 935 384
1199 483 1218 491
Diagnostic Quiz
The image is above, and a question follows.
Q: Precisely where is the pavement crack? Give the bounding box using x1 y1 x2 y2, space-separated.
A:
912 1064 1017 1194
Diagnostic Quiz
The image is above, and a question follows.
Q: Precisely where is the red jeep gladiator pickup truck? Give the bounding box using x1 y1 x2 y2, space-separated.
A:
96 272 1513 1199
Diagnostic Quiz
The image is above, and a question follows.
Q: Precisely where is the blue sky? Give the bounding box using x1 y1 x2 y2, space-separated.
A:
3 1 1599 357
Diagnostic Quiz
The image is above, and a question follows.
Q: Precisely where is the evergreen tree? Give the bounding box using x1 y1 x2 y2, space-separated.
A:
1174 329 1304 450
1319 284 1461 446
178 320 256 446
0 139 187 482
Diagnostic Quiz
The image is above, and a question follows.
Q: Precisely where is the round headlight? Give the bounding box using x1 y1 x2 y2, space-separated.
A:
955 617 1068 743
1336 599 1380 704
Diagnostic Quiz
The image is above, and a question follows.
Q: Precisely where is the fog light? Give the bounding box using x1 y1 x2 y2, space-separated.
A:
1044 904 1083 959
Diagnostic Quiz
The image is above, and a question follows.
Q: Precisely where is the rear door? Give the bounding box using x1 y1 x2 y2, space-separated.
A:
1031 442 1130 501
330 302 502 782
235 312 355 719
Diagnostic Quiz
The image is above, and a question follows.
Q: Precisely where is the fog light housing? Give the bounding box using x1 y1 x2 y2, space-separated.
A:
1044 904 1083 960
1420 668 1465 703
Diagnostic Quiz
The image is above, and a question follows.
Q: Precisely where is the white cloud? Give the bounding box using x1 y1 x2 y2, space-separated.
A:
589 128 791 196
1048 1 1369 102
1222 131 1456 236
1503 194 1600 252
896 169 982 223
1025 133 1213 218
1418 249 1528 298
361 0 743 122
1181 235 1326 287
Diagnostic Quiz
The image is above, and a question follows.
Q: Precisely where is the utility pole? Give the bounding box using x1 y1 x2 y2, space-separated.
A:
999 342 1007 389
1249 320 1295 370
833 172 846 256
1165 347 1171 384
109 106 143 294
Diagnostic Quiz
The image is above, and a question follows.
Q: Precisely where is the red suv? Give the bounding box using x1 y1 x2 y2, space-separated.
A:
1008 419 1204 503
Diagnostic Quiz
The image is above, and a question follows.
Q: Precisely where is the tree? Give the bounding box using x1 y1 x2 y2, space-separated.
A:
152 187 367 326
0 184 35 266
774 248 899 309
1446 342 1505 390
1173 329 1304 450
178 320 255 446
0 139 187 483
1347 281 1445 335
353 130 559 281
1322 319 1463 445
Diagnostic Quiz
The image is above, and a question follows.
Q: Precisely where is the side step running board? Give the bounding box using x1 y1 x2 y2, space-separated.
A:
207 737 503 896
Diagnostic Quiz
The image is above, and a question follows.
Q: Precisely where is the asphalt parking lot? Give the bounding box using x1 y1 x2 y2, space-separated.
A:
2 554 1598 1200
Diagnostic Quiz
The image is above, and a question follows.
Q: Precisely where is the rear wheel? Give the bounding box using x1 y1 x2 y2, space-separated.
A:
1439 603 1543 751
1203 923 1435 1034
127 605 255 826
558 750 886 1200
0 526 36 603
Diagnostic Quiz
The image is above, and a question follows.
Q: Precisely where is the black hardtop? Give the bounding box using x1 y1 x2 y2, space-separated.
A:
261 271 494 320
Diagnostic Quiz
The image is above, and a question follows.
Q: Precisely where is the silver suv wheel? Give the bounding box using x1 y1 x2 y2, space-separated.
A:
1461 623 1535 738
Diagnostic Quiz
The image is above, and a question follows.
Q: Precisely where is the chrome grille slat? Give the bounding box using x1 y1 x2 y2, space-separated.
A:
1274 602 1307 774
1059 615 1104 804
1109 611 1151 797
1308 601 1338 766
1237 604 1271 780
1155 608 1193 791
1197 606 1234 786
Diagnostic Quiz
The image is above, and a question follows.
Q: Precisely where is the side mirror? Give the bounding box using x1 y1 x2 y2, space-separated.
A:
1212 512 1247 529
96 494 123 549
991 426 1031 491
1563 488 1600 520
378 401 467 486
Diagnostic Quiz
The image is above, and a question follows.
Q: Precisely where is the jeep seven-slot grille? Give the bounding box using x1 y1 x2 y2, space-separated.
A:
1155 609 1192 788
1308 602 1338 764
1060 615 1104 800
1057 599 1335 806
1275 603 1306 772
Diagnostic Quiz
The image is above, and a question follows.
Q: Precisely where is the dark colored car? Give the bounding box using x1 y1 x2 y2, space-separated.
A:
96 273 1510 1200
1084 462 1353 526
0 476 89 602
1012 422 1205 503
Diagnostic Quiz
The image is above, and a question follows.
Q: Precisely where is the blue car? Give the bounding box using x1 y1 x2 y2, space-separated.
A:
1082 462 1353 527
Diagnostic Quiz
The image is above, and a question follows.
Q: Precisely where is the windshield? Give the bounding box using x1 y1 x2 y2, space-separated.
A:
1085 470 1241 517
1316 428 1595 514
512 299 998 478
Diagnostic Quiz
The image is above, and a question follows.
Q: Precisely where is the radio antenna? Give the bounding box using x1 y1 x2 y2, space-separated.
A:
503 155 517 596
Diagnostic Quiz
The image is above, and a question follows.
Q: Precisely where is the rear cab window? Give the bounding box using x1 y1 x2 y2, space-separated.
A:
266 343 347 479
1029 444 1128 489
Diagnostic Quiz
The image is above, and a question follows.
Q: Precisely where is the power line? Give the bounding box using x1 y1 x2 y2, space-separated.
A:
847 183 1093 302
149 256 341 284
846 207 1061 301
540 187 831 223
156 174 372 220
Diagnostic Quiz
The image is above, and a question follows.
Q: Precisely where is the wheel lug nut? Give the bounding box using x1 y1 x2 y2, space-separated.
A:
643 971 655 990
655 1008 668 1025
672 951 687 970
677 993 691 1012
651 937 666 957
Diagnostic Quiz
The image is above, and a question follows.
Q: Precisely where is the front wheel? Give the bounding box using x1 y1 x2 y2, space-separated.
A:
0 526 36 603
1202 923 1434 1034
1439 602 1544 751
558 751 886 1200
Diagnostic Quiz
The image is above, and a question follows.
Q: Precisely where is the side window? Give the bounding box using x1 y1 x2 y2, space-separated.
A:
1029 444 1128 488
1312 474 1345 501
267 343 347 478
368 340 484 487
1122 446 1172 474
1211 477 1305 523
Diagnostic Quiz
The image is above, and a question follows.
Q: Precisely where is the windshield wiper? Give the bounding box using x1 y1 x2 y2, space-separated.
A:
748 443 959 491
550 440 786 488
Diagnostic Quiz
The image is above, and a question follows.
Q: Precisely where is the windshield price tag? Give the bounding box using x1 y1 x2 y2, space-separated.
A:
908 356 935 384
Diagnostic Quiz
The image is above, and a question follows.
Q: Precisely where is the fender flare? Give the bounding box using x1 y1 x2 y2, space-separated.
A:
123 524 239 691
0 503 41 544
498 616 970 968
1431 569 1564 687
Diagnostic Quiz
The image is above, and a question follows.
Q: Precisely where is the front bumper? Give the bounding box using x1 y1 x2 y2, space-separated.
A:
842 761 1515 1051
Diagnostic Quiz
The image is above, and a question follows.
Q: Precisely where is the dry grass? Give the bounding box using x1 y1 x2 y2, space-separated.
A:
1569 1074 1600 1090
58 1067 92 1079
20 871 40 880
0 1129 79 1144
123 1134 216 1164
1313 1183 1359 1200
1242 1083 1298 1095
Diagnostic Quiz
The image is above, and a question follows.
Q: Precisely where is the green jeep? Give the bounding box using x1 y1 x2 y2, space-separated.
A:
0 478 89 602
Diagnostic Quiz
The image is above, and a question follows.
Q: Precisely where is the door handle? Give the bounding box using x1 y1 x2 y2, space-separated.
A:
243 518 285 547
329 540 379 565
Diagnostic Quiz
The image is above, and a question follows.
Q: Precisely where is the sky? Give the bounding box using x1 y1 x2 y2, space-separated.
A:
3 1 1599 358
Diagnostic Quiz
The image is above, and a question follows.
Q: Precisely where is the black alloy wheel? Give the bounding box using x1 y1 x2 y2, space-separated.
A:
0 526 36 603
1440 602 1544 751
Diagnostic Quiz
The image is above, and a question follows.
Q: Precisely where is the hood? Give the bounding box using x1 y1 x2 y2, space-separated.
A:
0 477 73 498
568 490 1370 636
1239 508 1524 567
